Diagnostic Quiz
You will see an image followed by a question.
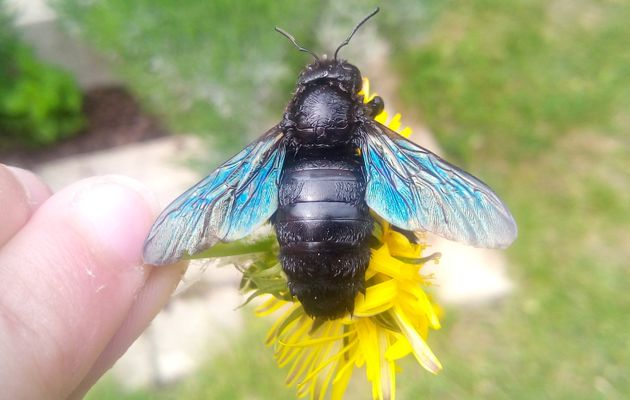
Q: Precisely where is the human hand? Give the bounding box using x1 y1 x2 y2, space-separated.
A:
0 164 186 399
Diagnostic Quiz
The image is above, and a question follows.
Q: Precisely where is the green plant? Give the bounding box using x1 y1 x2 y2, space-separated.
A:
0 2 84 148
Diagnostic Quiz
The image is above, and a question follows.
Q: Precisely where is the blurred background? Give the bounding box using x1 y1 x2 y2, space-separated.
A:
1 0 629 399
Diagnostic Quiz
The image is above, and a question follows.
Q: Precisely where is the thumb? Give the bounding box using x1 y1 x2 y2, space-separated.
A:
0 175 181 399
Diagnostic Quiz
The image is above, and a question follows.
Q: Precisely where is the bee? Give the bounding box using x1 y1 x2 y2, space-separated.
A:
143 8 517 319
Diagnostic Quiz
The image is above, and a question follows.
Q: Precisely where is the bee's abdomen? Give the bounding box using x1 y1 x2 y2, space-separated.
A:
274 155 372 319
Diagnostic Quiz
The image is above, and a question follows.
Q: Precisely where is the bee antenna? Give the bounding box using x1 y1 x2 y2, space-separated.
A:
334 7 380 60
275 27 320 61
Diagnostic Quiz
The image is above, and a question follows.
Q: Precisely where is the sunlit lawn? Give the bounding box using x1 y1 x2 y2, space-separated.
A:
393 1 629 398
56 0 630 398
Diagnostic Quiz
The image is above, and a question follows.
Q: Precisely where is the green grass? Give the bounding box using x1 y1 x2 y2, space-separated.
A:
390 0 630 398
54 0 322 154
394 0 628 166
59 0 630 398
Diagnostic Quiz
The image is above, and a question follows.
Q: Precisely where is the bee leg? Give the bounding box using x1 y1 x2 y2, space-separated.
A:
390 226 442 264
394 252 442 265
367 234 383 249
391 225 419 244
366 95 384 118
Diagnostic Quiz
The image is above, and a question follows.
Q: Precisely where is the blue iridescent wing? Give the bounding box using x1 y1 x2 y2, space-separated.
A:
143 127 286 265
360 121 517 248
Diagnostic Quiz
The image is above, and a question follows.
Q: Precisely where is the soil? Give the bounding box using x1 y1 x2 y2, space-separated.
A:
0 86 167 168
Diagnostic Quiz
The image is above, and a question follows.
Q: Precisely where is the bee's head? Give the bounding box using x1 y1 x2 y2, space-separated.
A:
297 58 362 94
275 7 378 94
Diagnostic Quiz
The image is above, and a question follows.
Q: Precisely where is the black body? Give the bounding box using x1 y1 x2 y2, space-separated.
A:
274 60 377 318
275 148 372 318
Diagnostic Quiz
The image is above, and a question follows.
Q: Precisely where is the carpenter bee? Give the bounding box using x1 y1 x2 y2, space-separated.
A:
143 8 517 319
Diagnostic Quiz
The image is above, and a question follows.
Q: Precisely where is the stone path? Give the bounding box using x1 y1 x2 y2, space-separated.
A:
7 0 513 389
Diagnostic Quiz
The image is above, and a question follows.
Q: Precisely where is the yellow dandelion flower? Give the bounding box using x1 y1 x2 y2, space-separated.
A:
358 78 413 139
256 220 441 400
251 78 443 400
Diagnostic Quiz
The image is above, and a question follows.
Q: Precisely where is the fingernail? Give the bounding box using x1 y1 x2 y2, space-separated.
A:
71 176 159 265
5 166 52 207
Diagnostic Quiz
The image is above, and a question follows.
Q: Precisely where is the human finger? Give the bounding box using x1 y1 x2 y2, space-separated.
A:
68 260 186 399
0 164 52 246
0 175 161 399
